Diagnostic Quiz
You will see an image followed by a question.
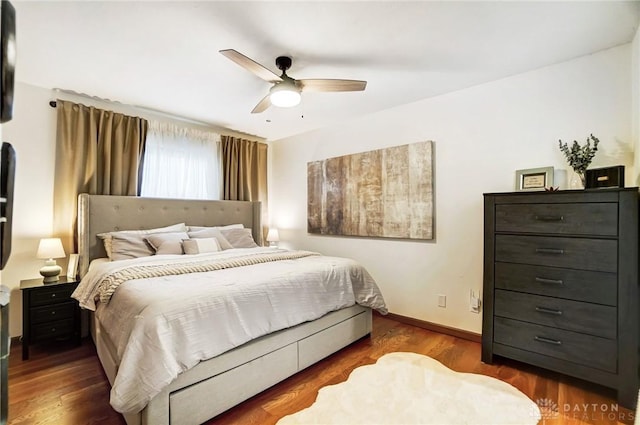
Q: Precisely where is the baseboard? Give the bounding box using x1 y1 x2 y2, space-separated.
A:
377 311 481 343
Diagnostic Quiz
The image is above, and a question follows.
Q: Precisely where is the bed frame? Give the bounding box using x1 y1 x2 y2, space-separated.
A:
77 194 372 425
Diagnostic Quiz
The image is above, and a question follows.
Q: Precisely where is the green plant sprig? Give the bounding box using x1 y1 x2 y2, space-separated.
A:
558 134 599 174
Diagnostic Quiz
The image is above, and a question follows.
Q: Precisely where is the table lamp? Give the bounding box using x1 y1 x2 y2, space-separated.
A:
266 228 279 247
37 238 65 283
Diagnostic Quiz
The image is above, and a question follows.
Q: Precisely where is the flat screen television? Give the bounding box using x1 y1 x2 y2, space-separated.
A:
0 0 15 124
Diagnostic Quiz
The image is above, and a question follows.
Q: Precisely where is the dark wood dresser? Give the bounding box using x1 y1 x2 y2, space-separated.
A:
483 188 639 408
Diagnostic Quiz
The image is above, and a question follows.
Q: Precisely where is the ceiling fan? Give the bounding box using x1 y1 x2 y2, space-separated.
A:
219 49 367 113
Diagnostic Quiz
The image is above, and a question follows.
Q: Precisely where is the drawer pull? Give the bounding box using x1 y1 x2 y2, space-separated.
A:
51 328 56 332
535 277 564 285
51 311 56 315
534 336 562 346
535 248 564 255
535 306 563 316
51 294 56 298
534 215 564 222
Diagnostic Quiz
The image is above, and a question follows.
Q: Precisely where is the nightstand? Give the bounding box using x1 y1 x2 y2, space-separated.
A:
20 276 81 360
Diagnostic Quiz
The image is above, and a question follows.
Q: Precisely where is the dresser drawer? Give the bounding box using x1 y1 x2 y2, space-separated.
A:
495 235 617 272
30 284 77 306
494 290 616 339
30 301 75 325
495 203 617 236
31 318 75 341
495 263 617 306
494 317 617 373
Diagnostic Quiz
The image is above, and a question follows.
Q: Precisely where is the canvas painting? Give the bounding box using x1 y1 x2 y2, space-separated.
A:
308 140 433 239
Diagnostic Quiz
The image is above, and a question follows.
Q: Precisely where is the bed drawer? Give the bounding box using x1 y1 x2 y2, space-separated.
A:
495 263 617 305
494 290 616 339
495 234 617 272
170 343 298 425
494 317 617 373
495 203 617 236
298 309 370 370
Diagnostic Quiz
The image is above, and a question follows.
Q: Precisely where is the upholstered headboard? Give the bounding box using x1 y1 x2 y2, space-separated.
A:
77 194 262 277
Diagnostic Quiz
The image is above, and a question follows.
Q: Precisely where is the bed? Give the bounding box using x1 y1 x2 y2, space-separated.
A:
75 194 385 425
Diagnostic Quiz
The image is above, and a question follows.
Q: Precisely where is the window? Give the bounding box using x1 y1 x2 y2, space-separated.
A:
140 121 221 200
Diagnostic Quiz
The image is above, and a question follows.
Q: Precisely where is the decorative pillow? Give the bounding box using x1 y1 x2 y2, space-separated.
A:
146 232 189 256
187 228 234 250
98 223 187 260
110 233 156 261
187 223 244 232
220 228 258 249
182 238 221 255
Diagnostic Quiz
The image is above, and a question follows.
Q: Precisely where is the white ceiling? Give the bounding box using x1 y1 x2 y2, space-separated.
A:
14 1 640 141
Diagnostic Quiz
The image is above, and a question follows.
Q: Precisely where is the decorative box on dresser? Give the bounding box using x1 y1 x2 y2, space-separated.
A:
483 188 639 409
20 276 81 360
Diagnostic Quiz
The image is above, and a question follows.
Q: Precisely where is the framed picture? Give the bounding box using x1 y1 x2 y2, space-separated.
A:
515 166 554 192
66 253 79 279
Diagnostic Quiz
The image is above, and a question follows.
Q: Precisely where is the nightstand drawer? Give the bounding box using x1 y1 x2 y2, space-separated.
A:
495 234 617 272
495 263 617 305
494 317 617 373
495 203 617 236
494 289 616 339
31 318 74 341
30 301 75 325
30 284 76 306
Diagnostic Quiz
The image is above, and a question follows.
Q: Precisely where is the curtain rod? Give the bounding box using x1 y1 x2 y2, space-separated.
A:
47 90 265 141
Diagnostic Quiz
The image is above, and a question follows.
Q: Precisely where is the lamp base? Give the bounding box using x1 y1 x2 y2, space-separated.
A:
40 262 61 283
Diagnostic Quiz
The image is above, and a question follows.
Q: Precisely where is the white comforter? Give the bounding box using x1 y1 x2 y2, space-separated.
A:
73 247 387 414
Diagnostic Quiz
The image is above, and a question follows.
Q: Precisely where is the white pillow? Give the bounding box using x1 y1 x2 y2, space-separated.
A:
187 223 244 232
98 223 187 260
182 238 221 255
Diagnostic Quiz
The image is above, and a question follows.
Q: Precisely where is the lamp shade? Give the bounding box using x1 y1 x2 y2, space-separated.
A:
269 83 301 108
266 229 280 242
36 238 65 260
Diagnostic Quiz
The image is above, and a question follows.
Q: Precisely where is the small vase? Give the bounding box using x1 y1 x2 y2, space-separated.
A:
569 170 585 189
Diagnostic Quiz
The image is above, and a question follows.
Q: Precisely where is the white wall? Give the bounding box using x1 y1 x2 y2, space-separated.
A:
270 45 633 334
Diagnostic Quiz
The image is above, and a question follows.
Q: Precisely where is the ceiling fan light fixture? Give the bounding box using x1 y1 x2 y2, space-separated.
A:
269 83 301 108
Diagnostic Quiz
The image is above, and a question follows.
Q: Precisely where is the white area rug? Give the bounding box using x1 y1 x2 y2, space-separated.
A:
277 352 541 424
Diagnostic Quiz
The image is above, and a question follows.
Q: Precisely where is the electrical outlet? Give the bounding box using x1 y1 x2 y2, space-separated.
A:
469 289 481 313
438 294 446 308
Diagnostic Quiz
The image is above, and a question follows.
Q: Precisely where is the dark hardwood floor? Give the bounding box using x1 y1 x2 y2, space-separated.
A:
8 315 635 424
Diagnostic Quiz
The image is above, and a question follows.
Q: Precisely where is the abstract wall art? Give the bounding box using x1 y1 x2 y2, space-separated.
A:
307 140 433 240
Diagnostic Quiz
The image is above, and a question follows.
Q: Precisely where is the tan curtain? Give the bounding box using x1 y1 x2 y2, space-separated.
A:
221 136 268 243
53 100 148 252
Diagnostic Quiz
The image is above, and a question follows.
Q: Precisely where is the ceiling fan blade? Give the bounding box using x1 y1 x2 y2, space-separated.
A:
219 49 283 83
251 95 271 114
297 79 367 93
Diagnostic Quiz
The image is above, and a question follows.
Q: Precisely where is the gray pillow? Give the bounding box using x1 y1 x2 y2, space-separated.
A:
146 232 189 256
188 228 233 250
110 233 156 261
221 228 258 249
